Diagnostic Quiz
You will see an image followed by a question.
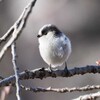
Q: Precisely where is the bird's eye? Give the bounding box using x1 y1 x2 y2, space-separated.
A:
42 29 47 35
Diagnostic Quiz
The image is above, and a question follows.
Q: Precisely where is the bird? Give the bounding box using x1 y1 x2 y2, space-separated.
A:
37 24 71 70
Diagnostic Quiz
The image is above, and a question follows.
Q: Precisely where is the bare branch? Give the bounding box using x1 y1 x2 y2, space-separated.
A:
0 27 14 43
0 65 100 87
11 43 21 100
73 91 100 100
0 0 37 60
21 85 100 93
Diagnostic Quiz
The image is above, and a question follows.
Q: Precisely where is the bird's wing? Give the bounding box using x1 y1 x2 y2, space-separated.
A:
53 35 68 58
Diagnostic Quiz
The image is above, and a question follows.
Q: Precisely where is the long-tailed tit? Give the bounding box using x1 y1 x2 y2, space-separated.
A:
37 24 71 69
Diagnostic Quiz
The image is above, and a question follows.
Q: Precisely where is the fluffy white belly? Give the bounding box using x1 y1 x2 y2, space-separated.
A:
39 38 70 68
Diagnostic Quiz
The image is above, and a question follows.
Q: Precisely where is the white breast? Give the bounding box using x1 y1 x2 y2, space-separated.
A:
38 33 71 68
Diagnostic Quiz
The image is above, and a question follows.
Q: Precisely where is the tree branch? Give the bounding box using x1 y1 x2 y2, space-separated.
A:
11 43 21 100
21 85 100 93
0 65 100 87
73 91 100 100
0 0 37 60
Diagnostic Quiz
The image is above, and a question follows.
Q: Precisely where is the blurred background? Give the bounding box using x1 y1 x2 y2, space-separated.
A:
0 0 100 100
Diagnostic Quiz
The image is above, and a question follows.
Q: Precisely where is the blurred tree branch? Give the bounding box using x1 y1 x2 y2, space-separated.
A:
0 86 11 100
73 91 100 100
0 0 37 61
0 0 37 100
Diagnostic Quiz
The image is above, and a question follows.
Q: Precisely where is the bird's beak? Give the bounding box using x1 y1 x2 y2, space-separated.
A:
37 35 41 38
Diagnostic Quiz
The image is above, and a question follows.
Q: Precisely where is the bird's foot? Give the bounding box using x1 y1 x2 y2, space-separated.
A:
48 65 53 72
64 62 69 75
64 62 68 69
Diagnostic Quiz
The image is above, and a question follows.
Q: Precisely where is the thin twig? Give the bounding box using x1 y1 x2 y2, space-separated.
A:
0 0 37 60
11 43 21 100
20 85 100 93
73 91 100 100
0 65 100 87
0 27 14 43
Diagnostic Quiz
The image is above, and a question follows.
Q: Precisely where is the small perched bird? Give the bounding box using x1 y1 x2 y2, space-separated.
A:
37 24 71 69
